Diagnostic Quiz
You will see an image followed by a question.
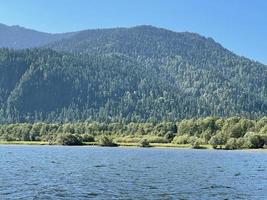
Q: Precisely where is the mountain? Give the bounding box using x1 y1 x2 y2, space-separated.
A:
0 25 266 123
48 25 232 60
0 23 74 49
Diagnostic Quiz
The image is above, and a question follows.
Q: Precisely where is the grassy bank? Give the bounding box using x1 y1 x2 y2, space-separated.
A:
0 140 209 149
0 140 190 147
0 141 49 145
1 141 267 151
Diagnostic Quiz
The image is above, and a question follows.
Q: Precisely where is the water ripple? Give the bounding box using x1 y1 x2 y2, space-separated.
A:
0 146 266 199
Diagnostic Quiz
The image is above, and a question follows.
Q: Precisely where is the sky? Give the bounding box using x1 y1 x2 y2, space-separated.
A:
0 0 266 64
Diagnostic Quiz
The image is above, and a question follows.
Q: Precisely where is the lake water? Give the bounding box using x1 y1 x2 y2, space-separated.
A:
0 145 266 200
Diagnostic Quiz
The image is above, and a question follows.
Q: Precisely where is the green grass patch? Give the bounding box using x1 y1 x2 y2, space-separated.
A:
0 141 49 145
0 140 218 149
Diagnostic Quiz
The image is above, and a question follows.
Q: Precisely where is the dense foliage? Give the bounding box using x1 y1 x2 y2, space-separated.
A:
0 117 267 149
0 25 266 122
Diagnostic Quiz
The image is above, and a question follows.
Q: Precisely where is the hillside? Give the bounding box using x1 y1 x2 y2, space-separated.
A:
0 25 266 123
0 23 73 49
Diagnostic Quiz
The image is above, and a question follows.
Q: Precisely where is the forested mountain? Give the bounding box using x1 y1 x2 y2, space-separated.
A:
48 25 232 60
0 23 73 49
0 25 266 123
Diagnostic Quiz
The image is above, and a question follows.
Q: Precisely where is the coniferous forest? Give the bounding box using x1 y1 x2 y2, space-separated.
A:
0 24 267 148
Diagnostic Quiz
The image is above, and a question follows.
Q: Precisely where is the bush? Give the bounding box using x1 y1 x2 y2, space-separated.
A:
115 136 142 143
56 133 83 145
81 134 95 142
200 130 212 143
243 132 265 148
0 134 16 141
98 136 117 146
190 137 204 149
236 137 245 148
209 133 225 149
259 125 267 135
225 138 239 150
172 135 190 144
145 136 168 143
138 138 150 147
164 132 175 143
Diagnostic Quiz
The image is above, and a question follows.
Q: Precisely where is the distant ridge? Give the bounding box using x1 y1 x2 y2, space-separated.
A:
0 23 74 49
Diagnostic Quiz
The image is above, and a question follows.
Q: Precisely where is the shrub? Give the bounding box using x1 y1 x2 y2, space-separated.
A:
209 133 226 149
236 137 245 148
115 136 142 143
243 132 265 148
190 137 204 149
228 124 245 138
0 134 16 141
164 131 175 143
98 136 117 146
145 135 168 143
225 138 239 150
56 133 83 145
81 134 95 142
200 130 212 143
172 135 190 144
138 138 150 147
259 125 267 134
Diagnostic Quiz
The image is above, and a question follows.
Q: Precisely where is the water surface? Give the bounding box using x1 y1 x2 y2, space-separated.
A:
0 145 266 199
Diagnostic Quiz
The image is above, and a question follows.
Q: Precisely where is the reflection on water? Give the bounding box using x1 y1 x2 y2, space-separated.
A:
0 145 267 199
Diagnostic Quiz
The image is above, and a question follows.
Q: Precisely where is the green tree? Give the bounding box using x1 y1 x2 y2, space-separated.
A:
209 133 226 149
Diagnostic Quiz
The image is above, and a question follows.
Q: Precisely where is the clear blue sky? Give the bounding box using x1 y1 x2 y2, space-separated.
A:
0 0 266 64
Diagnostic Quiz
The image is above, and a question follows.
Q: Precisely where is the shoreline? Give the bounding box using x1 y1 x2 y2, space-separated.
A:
0 141 192 148
0 141 266 151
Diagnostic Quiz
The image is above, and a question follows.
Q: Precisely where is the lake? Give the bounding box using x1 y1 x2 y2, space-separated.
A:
0 145 266 200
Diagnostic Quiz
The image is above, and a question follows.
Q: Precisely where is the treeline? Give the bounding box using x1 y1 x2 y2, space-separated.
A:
0 117 267 149
173 117 267 149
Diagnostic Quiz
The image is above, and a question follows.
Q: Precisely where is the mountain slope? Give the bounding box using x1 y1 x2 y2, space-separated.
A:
1 49 183 122
47 25 235 65
0 23 74 49
0 25 266 123
47 25 267 115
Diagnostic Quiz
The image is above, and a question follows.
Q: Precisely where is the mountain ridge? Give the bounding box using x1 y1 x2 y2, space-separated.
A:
0 23 74 49
0 24 266 123
1 22 265 65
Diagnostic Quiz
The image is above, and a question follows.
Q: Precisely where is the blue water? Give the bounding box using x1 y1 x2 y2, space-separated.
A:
0 145 266 200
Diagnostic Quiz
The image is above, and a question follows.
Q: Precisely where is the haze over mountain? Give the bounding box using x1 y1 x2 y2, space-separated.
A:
0 23 266 123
